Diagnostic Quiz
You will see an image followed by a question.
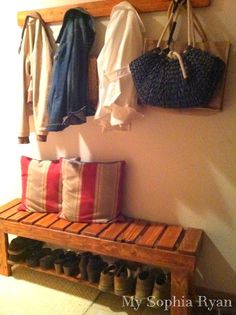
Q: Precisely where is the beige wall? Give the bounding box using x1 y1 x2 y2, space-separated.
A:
0 0 235 294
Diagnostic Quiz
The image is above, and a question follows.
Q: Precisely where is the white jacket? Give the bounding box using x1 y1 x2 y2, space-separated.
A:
95 1 145 131
18 14 56 143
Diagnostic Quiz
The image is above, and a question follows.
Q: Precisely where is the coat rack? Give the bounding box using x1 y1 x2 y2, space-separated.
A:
17 0 210 27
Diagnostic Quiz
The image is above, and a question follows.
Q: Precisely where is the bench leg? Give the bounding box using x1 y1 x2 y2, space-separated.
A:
170 270 190 315
0 232 11 276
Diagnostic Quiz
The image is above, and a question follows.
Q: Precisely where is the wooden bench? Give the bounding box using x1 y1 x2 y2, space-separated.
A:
0 199 203 315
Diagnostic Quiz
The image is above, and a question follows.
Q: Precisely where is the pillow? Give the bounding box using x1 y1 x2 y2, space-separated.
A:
60 159 125 223
19 156 62 213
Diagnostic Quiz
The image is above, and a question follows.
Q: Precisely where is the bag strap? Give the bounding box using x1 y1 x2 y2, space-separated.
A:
157 0 207 50
156 1 183 48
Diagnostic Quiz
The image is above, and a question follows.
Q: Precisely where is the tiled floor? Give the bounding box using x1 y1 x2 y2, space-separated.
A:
0 266 234 315
0 266 166 315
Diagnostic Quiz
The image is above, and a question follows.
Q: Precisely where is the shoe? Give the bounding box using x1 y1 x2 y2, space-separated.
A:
54 258 65 274
63 260 79 277
99 264 117 292
25 247 52 268
8 237 43 255
79 252 92 280
114 264 134 296
39 255 56 270
8 251 28 265
87 255 107 283
151 270 170 302
64 250 77 261
51 248 65 259
135 270 154 299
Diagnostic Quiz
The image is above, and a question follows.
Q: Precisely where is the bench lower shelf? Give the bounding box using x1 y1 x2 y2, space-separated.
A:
12 262 100 290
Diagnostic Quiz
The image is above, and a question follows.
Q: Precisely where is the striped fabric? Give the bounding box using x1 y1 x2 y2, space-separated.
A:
60 159 125 223
19 156 62 213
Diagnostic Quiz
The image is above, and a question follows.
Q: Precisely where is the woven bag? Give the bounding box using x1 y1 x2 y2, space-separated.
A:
129 0 226 108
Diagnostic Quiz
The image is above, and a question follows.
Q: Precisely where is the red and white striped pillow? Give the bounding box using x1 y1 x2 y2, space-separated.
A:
60 159 125 223
19 156 62 213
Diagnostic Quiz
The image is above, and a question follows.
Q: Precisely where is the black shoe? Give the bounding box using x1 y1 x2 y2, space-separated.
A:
25 247 52 268
8 237 43 255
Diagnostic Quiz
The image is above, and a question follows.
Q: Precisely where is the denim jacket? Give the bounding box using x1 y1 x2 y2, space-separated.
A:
47 8 95 131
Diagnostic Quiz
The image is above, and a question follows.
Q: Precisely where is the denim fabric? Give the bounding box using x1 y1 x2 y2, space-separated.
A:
47 9 95 131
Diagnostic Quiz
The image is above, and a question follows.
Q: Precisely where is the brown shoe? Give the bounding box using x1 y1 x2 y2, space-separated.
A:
151 270 170 301
114 264 134 296
135 270 154 299
87 255 106 283
79 252 92 280
98 264 117 292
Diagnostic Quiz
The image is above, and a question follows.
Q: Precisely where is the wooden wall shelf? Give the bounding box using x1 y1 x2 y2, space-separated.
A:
17 0 210 27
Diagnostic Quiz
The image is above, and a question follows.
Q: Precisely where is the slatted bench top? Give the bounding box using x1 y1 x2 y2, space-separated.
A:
0 199 203 272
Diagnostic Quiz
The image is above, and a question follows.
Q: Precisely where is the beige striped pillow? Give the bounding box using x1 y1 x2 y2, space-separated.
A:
59 159 125 223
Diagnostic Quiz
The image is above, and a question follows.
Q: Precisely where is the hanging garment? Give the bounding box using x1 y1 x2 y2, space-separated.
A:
95 1 145 131
47 8 95 132
18 12 56 144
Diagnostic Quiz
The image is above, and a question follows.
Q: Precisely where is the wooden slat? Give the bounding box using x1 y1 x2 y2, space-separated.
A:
17 0 210 27
50 219 72 231
35 213 59 228
0 199 21 214
0 205 19 220
99 221 132 241
7 211 31 222
65 222 88 234
21 212 47 225
156 225 183 250
81 223 110 237
178 228 203 255
117 220 148 243
135 224 166 247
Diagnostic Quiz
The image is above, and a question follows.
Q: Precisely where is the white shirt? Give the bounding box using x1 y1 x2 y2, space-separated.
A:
95 1 145 131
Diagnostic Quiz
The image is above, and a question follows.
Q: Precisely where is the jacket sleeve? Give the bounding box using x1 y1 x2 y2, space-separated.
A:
18 23 31 144
31 20 55 142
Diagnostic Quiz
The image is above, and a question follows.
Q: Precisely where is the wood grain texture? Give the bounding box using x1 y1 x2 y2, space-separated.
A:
21 212 47 225
34 213 59 228
7 211 31 222
178 228 203 255
0 219 196 271
50 219 73 231
0 232 11 276
135 224 166 247
65 222 88 234
17 0 210 27
171 270 190 315
156 226 183 250
81 223 110 237
117 221 148 243
99 221 132 241
0 199 21 214
0 206 19 220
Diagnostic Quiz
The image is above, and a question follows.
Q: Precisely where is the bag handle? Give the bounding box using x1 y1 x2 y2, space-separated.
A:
157 0 207 49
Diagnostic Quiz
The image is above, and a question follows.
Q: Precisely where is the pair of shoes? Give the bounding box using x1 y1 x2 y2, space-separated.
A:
54 250 79 276
135 269 155 299
99 261 137 295
114 264 135 296
79 252 106 283
151 269 170 301
8 237 43 255
25 247 52 267
99 264 117 292
135 268 170 300
39 248 77 271
8 237 44 265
